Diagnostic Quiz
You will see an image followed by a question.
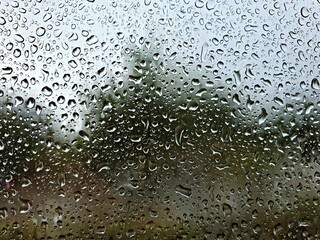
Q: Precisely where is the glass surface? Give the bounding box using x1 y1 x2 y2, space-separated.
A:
0 0 319 239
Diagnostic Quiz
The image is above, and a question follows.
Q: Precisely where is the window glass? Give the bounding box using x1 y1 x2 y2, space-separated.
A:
0 0 319 239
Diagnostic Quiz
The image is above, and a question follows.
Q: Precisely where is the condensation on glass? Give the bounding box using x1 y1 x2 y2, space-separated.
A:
0 0 319 239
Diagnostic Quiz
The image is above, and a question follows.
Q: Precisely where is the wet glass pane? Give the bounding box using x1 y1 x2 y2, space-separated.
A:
0 0 320 239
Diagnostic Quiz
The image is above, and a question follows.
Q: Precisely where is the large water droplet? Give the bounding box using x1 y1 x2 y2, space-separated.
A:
175 185 192 198
258 108 268 125
36 27 46 37
18 198 32 214
311 78 320 90
86 35 99 45
42 86 53 96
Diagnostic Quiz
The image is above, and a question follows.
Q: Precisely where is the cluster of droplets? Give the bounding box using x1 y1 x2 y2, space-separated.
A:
0 0 319 239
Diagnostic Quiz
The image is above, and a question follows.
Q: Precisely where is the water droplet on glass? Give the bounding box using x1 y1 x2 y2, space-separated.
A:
43 13 52 22
273 223 283 236
175 185 192 198
311 78 320 90
72 47 81 57
0 140 4 151
222 203 232 217
21 177 32 187
79 130 90 141
301 7 310 18
86 35 99 45
68 60 78 68
258 108 268 125
18 198 32 214
14 96 24 107
0 208 8 219
174 125 185 146
26 97 35 108
0 17 6 25
42 86 53 96
195 0 205 8
14 34 24 43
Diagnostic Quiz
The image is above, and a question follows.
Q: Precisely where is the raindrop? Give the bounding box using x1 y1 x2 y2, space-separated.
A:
222 203 232 217
79 130 90 141
273 223 283 236
258 108 268 125
14 34 24 43
63 73 71 82
311 78 319 90
97 67 107 77
86 35 99 45
144 0 151 6
2 67 13 75
274 97 284 106
0 140 4 151
206 0 215 10
68 60 78 68
26 97 35 108
54 29 63 37
72 47 81 57
0 17 6 25
97 163 110 172
305 103 314 114
174 125 185 146
21 177 32 187
43 13 52 22
301 7 310 18
195 0 205 8
18 198 32 214
30 44 38 54
58 172 66 187
13 49 22 58
42 86 53 96
232 94 241 105
14 96 24 106
0 208 8 219
175 185 192 198
36 27 46 37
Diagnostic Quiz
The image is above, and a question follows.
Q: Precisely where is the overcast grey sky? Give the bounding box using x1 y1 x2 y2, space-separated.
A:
0 0 319 140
